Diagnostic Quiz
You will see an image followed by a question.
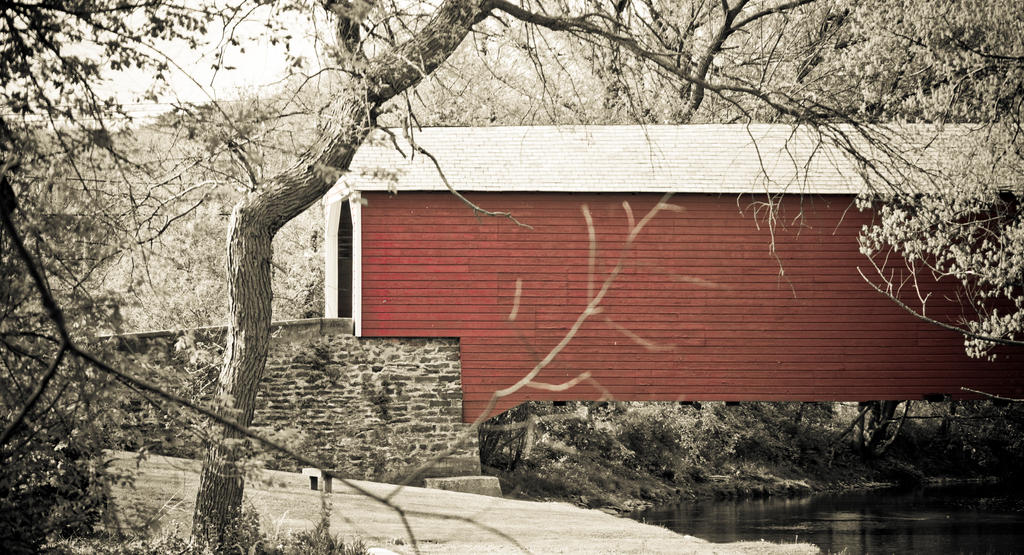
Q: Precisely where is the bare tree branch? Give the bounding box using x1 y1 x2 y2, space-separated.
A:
384 126 533 228
0 342 67 448
961 387 1024 403
486 0 820 119
857 267 1024 349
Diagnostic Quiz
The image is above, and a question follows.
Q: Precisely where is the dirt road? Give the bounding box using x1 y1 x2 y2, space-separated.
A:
112 452 818 554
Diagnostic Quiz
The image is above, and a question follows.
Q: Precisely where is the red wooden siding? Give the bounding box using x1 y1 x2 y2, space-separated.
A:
359 192 1022 422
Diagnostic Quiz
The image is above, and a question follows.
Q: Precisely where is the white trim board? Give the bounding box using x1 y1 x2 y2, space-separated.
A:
324 198 340 319
323 194 361 336
351 196 362 337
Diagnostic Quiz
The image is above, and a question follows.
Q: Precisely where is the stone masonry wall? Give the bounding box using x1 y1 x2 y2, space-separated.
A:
113 318 479 483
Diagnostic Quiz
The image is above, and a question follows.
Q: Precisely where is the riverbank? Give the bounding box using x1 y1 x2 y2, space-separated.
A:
106 452 819 553
485 450 1010 515
480 401 1024 516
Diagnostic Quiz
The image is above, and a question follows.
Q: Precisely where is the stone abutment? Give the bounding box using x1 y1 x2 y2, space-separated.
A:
111 318 479 484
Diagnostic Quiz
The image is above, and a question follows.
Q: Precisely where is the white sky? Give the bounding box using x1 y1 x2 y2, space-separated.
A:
97 6 321 118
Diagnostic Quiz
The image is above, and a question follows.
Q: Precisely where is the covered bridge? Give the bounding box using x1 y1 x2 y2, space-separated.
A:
322 125 1022 422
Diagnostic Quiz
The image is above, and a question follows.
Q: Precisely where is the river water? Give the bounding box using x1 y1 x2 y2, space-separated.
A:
631 484 1024 554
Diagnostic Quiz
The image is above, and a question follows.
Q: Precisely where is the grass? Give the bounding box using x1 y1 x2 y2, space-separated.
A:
108 451 822 554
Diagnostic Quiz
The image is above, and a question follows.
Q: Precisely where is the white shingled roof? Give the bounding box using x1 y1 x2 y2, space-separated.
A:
326 124 968 201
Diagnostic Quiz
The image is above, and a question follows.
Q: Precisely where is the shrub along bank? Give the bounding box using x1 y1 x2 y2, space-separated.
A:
480 401 1024 513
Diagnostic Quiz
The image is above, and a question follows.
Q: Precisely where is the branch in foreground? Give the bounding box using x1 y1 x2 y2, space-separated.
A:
392 197 678 492
383 125 533 229
0 342 67 448
961 387 1023 403
857 267 1024 350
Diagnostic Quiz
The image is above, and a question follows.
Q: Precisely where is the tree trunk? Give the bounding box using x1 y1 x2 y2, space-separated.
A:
855 401 868 453
192 214 272 543
864 400 900 453
191 106 373 545
191 0 483 545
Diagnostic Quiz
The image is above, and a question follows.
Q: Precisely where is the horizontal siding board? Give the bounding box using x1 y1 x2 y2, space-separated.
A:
366 314 947 327
358 191 1023 422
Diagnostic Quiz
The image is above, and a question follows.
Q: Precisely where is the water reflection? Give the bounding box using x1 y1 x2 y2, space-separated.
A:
632 484 1024 553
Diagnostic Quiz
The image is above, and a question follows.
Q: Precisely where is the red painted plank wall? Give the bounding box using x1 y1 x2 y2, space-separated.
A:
359 192 1022 422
